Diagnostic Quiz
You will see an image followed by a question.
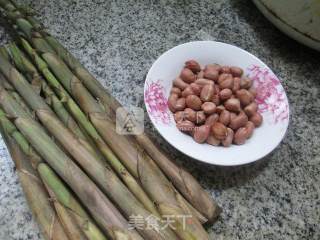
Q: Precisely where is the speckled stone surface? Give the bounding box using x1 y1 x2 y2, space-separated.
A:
0 0 319 239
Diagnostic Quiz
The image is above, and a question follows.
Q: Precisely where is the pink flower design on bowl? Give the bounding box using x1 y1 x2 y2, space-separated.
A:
247 65 289 124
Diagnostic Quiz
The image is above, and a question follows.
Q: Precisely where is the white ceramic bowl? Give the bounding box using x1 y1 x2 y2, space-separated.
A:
144 41 289 166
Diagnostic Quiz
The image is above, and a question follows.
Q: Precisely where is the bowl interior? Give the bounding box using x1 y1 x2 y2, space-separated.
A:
144 41 289 166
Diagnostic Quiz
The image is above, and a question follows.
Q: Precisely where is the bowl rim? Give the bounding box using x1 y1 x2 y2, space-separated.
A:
144 40 290 166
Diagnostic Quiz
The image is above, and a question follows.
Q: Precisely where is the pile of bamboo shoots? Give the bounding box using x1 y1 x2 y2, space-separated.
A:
0 1 221 239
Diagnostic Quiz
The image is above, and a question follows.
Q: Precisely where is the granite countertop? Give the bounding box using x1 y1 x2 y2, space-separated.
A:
0 0 319 239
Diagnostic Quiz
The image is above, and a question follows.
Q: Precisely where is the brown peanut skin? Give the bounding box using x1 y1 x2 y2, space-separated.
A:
185 95 202 110
200 84 215 102
218 73 232 84
205 64 222 73
245 121 255 138
232 77 241 93
205 113 219 126
170 87 181 96
248 87 257 98
250 112 263 127
204 68 219 81
229 112 248 130
190 83 202 95
168 94 179 112
174 111 185 123
221 66 231 74
236 89 254 106
212 94 220 106
219 88 233 101
197 70 204 79
173 77 188 90
211 122 228 140
195 111 206 125
181 86 194 97
175 98 186 111
184 108 197 122
230 66 243 77
244 102 258 117
185 60 201 73
195 78 214 87
240 77 253 89
215 105 225 114
224 98 241 112
234 127 248 145
222 128 234 147
201 102 216 115
193 125 210 143
206 134 221 146
180 68 196 83
214 84 220 95
177 120 195 133
219 76 234 89
219 110 231 126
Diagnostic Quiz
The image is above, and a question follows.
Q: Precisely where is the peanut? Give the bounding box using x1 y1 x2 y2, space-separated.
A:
168 94 179 112
224 98 241 112
204 68 219 81
219 76 234 89
201 102 216 115
205 113 219 126
244 102 258 117
206 134 221 146
200 84 215 102
219 88 233 101
232 77 241 93
248 87 257 98
234 127 248 145
190 83 202 95
215 105 225 114
218 73 232 84
184 108 197 122
177 120 195 133
170 87 181 96
173 77 188 90
180 68 196 83
230 66 243 77
193 125 210 143
219 110 231 126
245 121 255 138
221 66 231 74
205 64 221 73
212 94 220 106
197 70 204 79
222 128 234 147
174 111 185 123
250 112 263 127
185 60 201 73
195 111 206 125
229 111 248 130
181 86 194 97
195 78 214 87
236 89 254 106
240 77 252 89
175 98 186 111
186 95 202 110
211 122 228 140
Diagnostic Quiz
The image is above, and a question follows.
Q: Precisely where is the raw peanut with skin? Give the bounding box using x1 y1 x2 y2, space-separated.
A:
229 111 248 130
219 110 231 126
214 85 220 95
240 77 252 89
168 93 179 112
248 87 257 98
230 66 243 77
234 127 248 145
173 77 188 90
204 68 219 81
230 112 237 121
184 108 197 122
190 83 202 95
201 102 216 115
222 128 234 147
195 111 206 125
195 78 214 87
218 73 233 84
197 70 204 79
244 102 258 117
245 121 255 138
200 84 215 102
236 89 254 106
180 68 196 83
224 98 241 112
219 76 234 89
215 105 225 114
186 95 202 110
205 113 219 126
170 87 182 96
205 64 221 72
206 134 221 146
177 120 195 133
221 66 231 74
185 60 201 73
193 125 210 143
219 89 233 101
175 98 186 111
181 86 194 97
250 112 263 127
232 77 241 93
212 95 220 106
174 111 185 122
211 122 228 140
